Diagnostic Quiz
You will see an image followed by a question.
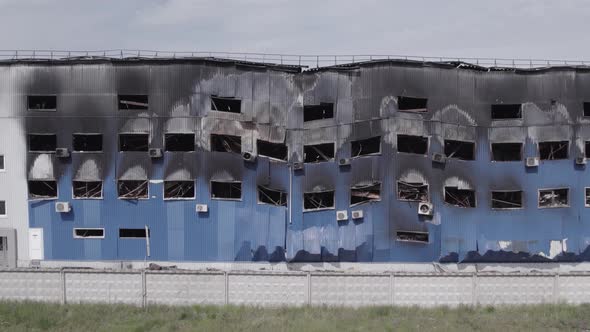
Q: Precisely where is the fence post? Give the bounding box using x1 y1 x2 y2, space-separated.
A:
471 273 478 306
60 269 66 304
141 271 146 308
390 273 395 306
224 272 229 305
307 271 312 306
553 274 560 303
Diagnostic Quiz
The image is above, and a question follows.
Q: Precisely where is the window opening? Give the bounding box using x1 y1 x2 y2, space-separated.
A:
257 140 288 161
584 102 590 117
539 141 568 160
28 95 56 110
28 180 57 199
117 180 148 199
397 96 427 112
539 188 568 208
491 104 522 119
165 133 195 152
211 181 242 200
397 181 428 202
74 228 104 239
73 181 102 199
303 103 334 122
304 143 334 163
444 139 475 160
0 201 5 216
211 96 241 113
396 231 429 243
350 183 381 206
73 134 102 152
119 228 150 238
491 143 522 161
444 187 476 208
0 155 4 171
164 181 195 199
29 134 57 152
303 191 335 211
491 190 522 209
118 95 148 110
258 186 288 206
351 136 381 157
586 142 590 158
397 135 428 155
585 188 590 207
119 134 149 152
211 134 241 154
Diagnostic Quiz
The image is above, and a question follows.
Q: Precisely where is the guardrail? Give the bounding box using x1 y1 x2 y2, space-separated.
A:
0 50 588 69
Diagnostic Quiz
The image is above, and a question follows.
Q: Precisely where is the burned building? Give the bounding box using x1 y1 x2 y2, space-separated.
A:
0 54 590 267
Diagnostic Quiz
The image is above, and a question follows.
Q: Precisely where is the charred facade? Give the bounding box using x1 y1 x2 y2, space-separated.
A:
0 56 589 266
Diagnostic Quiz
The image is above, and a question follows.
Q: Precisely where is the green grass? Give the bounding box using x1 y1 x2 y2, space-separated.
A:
0 301 588 331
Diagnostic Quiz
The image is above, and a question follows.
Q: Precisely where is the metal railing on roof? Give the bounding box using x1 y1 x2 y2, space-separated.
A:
0 49 588 69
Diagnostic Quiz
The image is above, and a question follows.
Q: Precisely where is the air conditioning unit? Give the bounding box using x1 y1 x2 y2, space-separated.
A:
148 148 162 158
418 202 433 216
576 157 587 165
55 148 70 158
292 162 304 170
351 210 364 219
525 157 539 167
338 158 351 167
242 152 256 162
55 202 71 213
432 153 446 164
195 204 208 213
336 210 348 221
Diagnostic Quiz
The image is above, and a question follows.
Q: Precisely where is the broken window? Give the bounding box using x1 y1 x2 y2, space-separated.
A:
257 140 288 161
491 104 522 120
28 95 56 111
29 134 57 152
73 181 103 199
0 155 4 171
303 191 335 211
73 228 104 239
73 134 102 152
397 181 428 202
397 135 428 155
396 231 429 243
211 96 241 113
304 143 335 163
0 201 5 216
303 103 334 122
210 134 241 154
539 141 568 160
538 188 568 208
211 181 242 200
491 191 523 209
164 181 195 199
351 136 381 157
118 95 148 110
585 188 590 207
258 186 288 206
165 133 195 152
491 143 522 161
119 228 149 238
350 183 381 206
584 102 590 117
28 180 57 200
119 134 149 152
397 96 427 112
444 187 476 208
444 139 475 160
117 180 148 199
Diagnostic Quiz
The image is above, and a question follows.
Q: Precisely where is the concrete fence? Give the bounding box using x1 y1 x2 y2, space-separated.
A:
0 269 589 307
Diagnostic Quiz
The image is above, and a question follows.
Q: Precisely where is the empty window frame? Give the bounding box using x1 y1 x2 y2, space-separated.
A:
491 143 522 161
117 180 148 199
28 95 56 111
73 228 104 239
72 134 103 152
585 188 590 207
350 183 381 206
397 96 427 112
351 136 381 157
211 181 242 200
164 181 195 200
28 180 57 200
396 231 429 243
0 155 4 171
303 190 335 211
584 102 590 117
397 181 429 202
210 134 241 154
444 139 475 161
73 181 103 199
210 96 241 113
28 134 57 152
491 190 523 209
538 188 569 208
491 104 522 120
258 186 288 207
397 134 428 155
304 143 335 163
303 103 334 122
119 228 150 238
586 142 590 159
444 187 476 208
257 140 288 161
118 95 148 110
0 200 5 217
539 141 568 160
165 133 195 152
119 134 149 152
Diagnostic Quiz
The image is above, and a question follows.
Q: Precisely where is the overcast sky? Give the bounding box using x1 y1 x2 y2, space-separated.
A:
0 0 588 61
